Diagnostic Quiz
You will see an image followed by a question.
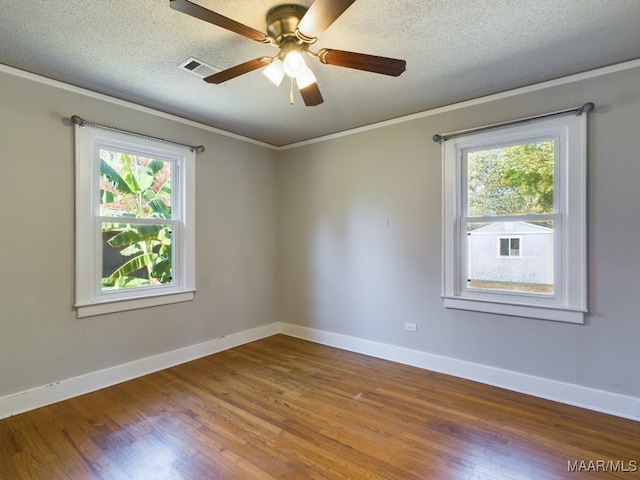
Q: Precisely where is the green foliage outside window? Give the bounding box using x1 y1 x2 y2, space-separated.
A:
99 151 173 288
467 140 554 217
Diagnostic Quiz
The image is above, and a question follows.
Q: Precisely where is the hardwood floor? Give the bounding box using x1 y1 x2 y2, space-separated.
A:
1 334 638 479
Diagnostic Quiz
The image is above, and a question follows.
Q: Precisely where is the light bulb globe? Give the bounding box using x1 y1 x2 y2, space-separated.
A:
263 59 285 86
296 66 317 89
283 51 306 78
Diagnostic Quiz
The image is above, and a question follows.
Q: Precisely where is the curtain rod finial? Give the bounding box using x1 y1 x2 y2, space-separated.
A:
582 102 595 113
433 134 444 143
71 115 84 126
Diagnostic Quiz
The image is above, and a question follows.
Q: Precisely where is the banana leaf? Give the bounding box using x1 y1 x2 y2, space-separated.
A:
107 225 164 247
149 199 171 219
147 159 166 175
119 154 141 193
100 189 117 204
107 253 158 279
100 158 133 194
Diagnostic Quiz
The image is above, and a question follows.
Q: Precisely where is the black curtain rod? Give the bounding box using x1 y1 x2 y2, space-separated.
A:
432 102 594 143
69 115 205 153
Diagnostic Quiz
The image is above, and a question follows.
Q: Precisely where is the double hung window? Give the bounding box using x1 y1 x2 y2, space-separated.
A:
442 113 587 323
75 125 196 317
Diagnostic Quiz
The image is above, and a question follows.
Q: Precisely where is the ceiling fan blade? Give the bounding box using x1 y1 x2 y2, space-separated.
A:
204 58 271 84
296 0 357 41
170 0 270 43
299 83 324 106
318 48 406 76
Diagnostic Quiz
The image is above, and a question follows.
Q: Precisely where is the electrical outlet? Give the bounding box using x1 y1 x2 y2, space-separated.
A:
404 322 417 332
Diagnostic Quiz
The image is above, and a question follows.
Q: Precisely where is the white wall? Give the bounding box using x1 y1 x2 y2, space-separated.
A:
277 64 640 403
0 69 279 401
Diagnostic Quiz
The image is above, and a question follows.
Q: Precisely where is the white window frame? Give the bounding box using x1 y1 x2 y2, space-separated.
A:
442 113 587 324
75 125 196 318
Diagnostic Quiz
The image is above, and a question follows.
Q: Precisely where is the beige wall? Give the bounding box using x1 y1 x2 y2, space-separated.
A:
0 70 279 398
277 65 640 399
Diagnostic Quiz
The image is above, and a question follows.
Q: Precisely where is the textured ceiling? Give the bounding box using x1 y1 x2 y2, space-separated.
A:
1 0 639 146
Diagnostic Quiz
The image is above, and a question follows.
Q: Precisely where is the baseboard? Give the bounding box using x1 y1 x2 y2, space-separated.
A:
3 321 639 422
0 323 279 420
279 323 640 422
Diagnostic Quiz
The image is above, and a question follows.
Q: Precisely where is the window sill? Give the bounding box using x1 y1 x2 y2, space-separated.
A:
75 290 195 318
442 296 586 324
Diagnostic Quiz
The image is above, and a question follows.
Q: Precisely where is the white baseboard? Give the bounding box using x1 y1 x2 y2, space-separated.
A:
0 323 279 420
279 323 640 422
2 321 638 422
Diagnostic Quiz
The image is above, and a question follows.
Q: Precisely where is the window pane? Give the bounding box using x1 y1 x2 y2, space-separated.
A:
467 221 554 295
100 150 172 219
466 140 554 216
499 238 509 256
510 238 520 256
102 222 173 289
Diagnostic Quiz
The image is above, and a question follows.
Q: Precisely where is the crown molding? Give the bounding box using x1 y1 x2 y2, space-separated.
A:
0 63 276 150
2 59 639 151
277 58 640 150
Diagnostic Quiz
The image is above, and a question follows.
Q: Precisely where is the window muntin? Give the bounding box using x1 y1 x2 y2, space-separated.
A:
442 114 587 323
75 126 196 317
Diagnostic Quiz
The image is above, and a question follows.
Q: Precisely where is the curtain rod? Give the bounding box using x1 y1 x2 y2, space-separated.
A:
69 115 205 153
432 102 594 143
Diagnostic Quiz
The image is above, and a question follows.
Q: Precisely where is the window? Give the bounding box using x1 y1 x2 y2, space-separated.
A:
75 125 196 317
499 237 521 258
442 113 587 323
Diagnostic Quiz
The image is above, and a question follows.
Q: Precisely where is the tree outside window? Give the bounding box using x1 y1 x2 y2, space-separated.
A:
441 113 588 323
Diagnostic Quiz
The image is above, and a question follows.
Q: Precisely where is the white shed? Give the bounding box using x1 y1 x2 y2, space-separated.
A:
467 221 553 285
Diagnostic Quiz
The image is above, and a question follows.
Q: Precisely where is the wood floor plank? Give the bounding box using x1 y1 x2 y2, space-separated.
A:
1 334 639 479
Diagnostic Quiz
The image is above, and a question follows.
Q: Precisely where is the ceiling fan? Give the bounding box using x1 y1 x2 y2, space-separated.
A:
169 0 406 106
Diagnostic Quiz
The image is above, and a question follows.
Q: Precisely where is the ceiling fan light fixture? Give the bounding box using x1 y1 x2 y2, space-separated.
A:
283 50 306 78
296 65 317 89
263 58 285 86
171 0 405 107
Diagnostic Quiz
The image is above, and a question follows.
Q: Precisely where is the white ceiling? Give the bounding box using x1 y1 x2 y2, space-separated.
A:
2 0 639 146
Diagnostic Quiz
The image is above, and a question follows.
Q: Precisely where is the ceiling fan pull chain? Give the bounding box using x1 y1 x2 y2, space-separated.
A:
289 77 295 105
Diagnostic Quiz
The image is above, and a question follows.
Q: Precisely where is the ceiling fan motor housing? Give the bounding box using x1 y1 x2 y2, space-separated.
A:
266 4 308 44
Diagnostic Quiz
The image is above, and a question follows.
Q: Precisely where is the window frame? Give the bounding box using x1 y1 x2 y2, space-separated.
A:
74 125 196 318
441 113 588 324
